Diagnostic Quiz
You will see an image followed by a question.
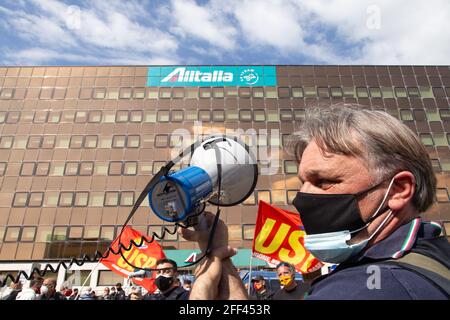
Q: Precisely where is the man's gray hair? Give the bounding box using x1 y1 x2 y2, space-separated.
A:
287 104 436 212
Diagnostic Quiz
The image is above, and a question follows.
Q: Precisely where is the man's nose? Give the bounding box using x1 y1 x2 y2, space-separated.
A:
300 181 314 193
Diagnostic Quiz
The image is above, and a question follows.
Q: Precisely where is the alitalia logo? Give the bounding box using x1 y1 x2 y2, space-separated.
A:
161 67 234 84
147 66 277 87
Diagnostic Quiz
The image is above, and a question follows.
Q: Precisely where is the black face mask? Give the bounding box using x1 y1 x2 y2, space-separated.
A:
155 275 174 292
293 179 390 235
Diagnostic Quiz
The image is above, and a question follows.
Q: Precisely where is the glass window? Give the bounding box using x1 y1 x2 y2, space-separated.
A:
420 133 434 146
225 87 238 97
243 225 255 240
61 111 75 123
270 134 281 147
127 135 140 148
277 87 290 98
42 135 56 149
49 163 65 176
75 111 87 123
115 110 129 122
74 192 89 207
36 226 53 242
119 87 132 99
5 227 21 242
239 87 251 98
253 110 266 122
124 162 137 175
185 88 198 98
242 191 256 205
79 88 92 100
0 136 14 149
20 162 36 176
284 160 298 174
29 192 44 207
199 110 211 121
84 135 98 148
147 88 158 99
330 87 343 98
14 136 27 149
103 111 115 123
93 88 106 99
120 191 134 206
6 111 20 124
199 88 211 98
280 109 293 121
106 88 119 99
48 111 61 123
21 227 36 242
36 162 50 176
34 111 49 123
239 109 252 121
52 226 68 241
153 161 166 174
433 133 448 147
0 162 7 176
64 270 91 287
0 88 14 99
304 87 316 97
185 110 198 121
68 226 83 239
89 192 104 206
53 88 66 100
155 135 168 148
104 192 119 206
267 109 279 122
342 87 355 98
395 87 407 98
425 110 441 121
212 110 225 122
436 188 449 202
55 136 70 148
159 88 171 98
59 192 74 207
44 192 59 207
79 162 94 176
317 87 329 98
272 190 286 204
287 190 298 204
264 87 277 98
431 159 441 173
0 111 6 123
291 87 304 98
400 109 414 121
144 110 157 123
112 135 126 148
27 136 42 149
258 135 267 146
108 162 123 176
252 87 264 98
172 87 185 99
228 225 242 241
407 87 420 98
69 136 84 149
369 87 382 98
356 87 369 98
256 190 271 203
212 87 224 98
133 88 145 99
12 192 28 207
225 109 238 122
157 110 170 122
294 109 306 121
99 137 112 148
419 86 433 98
130 111 142 123
94 162 108 175
439 109 450 120
171 110 184 122
97 271 124 286
100 226 116 241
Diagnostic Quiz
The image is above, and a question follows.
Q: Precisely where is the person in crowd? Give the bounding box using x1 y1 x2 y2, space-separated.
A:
114 282 126 300
39 278 65 300
250 275 274 300
272 262 309 300
101 287 111 300
1 281 22 300
68 288 79 300
16 277 43 300
182 279 192 291
79 287 95 300
152 258 190 300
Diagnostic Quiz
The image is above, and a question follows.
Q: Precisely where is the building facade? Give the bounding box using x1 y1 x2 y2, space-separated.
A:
0 65 449 288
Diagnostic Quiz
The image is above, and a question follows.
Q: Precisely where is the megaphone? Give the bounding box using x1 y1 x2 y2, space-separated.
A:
148 135 258 222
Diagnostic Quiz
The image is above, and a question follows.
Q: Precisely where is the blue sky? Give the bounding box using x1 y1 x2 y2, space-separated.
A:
0 0 449 66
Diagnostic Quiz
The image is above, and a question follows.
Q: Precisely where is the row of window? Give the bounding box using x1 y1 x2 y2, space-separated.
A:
3 108 450 127
7 186 450 208
0 223 260 244
0 85 446 100
0 159 298 177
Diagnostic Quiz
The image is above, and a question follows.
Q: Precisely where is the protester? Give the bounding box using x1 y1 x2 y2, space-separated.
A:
1 281 22 300
79 287 95 300
39 278 65 300
68 288 79 300
129 287 143 300
101 287 112 300
273 262 309 300
16 277 43 300
250 275 274 300
182 105 450 300
114 282 126 300
182 279 192 291
109 286 117 300
152 258 189 300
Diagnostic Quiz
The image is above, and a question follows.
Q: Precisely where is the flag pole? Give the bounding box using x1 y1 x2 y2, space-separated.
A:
247 253 254 296
77 259 102 299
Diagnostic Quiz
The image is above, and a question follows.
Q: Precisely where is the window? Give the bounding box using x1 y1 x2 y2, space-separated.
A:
104 192 119 206
212 110 225 122
106 88 119 99
265 87 277 98
212 87 224 98
75 111 88 123
225 109 238 122
304 87 316 97
62 111 75 123
153 161 166 174
127 135 140 148
436 188 449 202
291 87 304 98
420 133 434 146
29 192 44 207
84 135 98 148
159 88 171 98
284 160 298 174
55 136 70 148
36 226 53 242
42 136 56 149
79 162 94 176
79 88 92 100
99 137 112 148
97 271 124 286
343 87 356 98
395 87 407 98
294 109 306 121
124 162 137 175
52 226 68 241
242 191 256 205
432 133 447 147
49 163 65 176
419 86 433 98
287 190 298 204
0 162 7 176
267 110 279 122
172 87 185 99
59 192 74 207
256 191 271 203
27 136 42 149
147 88 158 99
21 227 36 242
116 110 129 122
103 111 115 123
155 135 168 148
272 190 286 204
425 110 441 122
185 110 198 121
243 225 255 240
199 88 211 98
120 191 134 206
36 162 50 176
228 225 242 241
93 88 106 99
6 111 20 123
330 87 343 98
400 109 414 121
239 109 252 121
239 87 251 98
20 162 36 176
44 192 59 207
112 135 126 148
0 136 14 149
144 111 157 123
13 136 27 149
12 192 28 207
431 159 441 173
0 111 6 123
100 226 116 241
439 109 450 120
407 87 420 98
130 111 142 123
88 111 102 123
356 87 369 98
253 110 266 122
185 88 198 98
108 162 123 176
252 87 264 98
68 226 83 239
48 111 61 123
119 87 132 99
34 111 49 123
0 88 14 99
133 88 145 99
70 136 84 149
280 109 293 121
369 87 382 98
53 88 66 100
199 110 211 121
225 87 238 97
317 87 329 98
64 162 79 176
171 110 184 122
4 227 21 242
157 110 170 122
270 134 281 146
74 192 89 207
89 192 104 207
257 135 267 146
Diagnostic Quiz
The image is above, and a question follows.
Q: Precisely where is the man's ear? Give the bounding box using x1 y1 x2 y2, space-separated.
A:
387 171 416 212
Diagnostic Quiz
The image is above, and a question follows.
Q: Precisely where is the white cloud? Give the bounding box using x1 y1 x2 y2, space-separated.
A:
170 0 237 50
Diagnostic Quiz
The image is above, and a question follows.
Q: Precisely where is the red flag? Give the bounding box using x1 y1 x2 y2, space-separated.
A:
100 226 165 293
252 201 323 273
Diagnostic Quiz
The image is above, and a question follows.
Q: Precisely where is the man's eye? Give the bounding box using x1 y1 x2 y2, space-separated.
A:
316 179 334 188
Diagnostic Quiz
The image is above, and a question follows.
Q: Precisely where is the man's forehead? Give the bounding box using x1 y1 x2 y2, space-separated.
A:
157 262 173 269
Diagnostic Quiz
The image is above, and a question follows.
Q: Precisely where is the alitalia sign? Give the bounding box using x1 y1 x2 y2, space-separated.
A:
147 66 277 87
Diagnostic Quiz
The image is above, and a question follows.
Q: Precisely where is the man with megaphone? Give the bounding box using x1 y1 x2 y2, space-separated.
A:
181 104 450 300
